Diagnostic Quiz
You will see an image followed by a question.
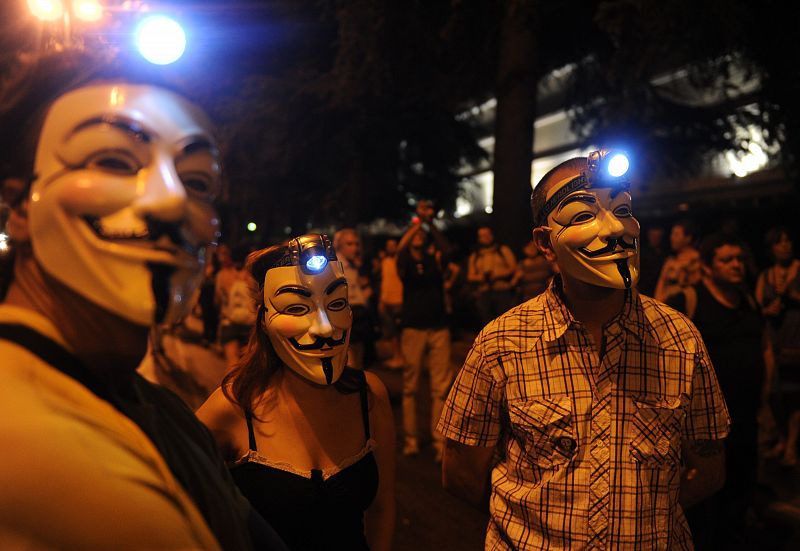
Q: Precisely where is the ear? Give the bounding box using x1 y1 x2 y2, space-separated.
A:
533 227 557 263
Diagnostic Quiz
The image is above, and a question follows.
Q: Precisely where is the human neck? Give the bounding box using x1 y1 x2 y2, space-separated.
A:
278 364 340 402
702 276 740 309
559 273 626 329
4 255 149 381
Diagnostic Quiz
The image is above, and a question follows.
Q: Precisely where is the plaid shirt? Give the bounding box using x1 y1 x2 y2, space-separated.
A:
438 277 730 550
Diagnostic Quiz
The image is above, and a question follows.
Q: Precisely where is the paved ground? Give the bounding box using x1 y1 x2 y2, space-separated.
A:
141 324 800 550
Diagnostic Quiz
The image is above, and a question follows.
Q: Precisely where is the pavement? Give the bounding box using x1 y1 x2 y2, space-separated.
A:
140 322 800 550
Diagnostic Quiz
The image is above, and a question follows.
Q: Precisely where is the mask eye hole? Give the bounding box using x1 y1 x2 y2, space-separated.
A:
569 212 595 225
180 171 218 199
327 298 348 312
86 151 140 175
613 204 633 217
283 304 310 316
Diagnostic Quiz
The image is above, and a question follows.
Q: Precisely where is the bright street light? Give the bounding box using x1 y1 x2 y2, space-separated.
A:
135 15 187 65
28 0 64 21
73 0 103 22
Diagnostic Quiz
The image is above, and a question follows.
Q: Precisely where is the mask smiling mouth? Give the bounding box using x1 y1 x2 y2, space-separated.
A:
83 215 193 256
580 237 637 258
289 331 348 352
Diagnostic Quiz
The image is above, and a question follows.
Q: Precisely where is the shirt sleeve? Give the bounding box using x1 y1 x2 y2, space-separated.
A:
437 334 505 447
683 342 731 441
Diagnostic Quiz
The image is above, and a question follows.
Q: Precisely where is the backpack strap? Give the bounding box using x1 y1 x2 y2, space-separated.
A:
0 323 119 408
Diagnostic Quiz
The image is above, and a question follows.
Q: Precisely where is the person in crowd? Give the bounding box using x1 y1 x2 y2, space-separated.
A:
655 218 702 302
0 175 30 300
756 226 800 466
196 234 396 551
378 237 404 368
335 227 374 369
512 238 554 302
216 244 258 369
667 232 771 547
199 246 222 346
396 199 454 462
439 150 729 549
638 224 667 296
0 51 287 550
467 225 518 324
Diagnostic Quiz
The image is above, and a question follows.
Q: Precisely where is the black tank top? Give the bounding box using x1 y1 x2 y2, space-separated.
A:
230 369 379 550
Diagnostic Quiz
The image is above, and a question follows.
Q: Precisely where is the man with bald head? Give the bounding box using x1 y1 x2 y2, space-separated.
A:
439 150 730 549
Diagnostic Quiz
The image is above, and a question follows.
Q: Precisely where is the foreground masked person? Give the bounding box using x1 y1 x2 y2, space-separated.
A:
438 150 730 550
0 54 285 550
197 234 396 551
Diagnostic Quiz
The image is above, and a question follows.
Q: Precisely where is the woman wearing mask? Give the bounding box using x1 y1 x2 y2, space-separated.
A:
197 234 396 550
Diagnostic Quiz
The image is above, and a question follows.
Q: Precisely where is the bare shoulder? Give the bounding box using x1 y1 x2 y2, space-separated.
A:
364 371 390 405
195 385 243 429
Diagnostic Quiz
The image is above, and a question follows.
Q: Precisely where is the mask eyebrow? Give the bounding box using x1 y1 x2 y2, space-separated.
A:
557 194 596 212
68 115 153 143
177 136 218 159
325 278 347 295
275 286 311 297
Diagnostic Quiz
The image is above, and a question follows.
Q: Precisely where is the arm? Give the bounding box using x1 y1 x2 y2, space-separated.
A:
654 260 671 302
364 372 396 551
466 252 484 284
195 386 247 463
397 222 423 253
442 439 493 510
679 439 725 509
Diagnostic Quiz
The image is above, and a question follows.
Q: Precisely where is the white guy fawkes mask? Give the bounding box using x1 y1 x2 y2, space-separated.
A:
263 259 352 385
545 183 640 289
28 83 221 326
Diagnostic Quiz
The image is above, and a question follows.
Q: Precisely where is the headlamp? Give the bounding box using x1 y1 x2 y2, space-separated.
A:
538 148 631 224
276 234 338 275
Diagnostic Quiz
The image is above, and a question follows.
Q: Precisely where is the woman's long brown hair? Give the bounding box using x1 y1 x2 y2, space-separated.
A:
221 244 288 415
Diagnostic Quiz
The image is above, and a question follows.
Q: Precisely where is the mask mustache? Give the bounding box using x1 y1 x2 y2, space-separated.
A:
581 237 637 258
289 330 348 351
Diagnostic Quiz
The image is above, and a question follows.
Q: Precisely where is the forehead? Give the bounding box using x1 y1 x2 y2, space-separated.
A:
714 244 743 258
264 264 346 294
40 83 214 145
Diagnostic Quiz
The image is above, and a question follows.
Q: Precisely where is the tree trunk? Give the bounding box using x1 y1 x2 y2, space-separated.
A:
492 0 538 253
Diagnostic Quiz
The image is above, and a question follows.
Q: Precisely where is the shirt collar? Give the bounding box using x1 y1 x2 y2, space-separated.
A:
541 275 649 342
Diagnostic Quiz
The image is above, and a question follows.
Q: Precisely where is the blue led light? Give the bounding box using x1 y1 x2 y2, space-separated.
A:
135 15 187 65
607 154 630 178
305 255 328 272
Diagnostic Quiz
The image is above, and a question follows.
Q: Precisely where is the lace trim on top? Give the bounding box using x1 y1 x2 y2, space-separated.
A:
233 438 377 481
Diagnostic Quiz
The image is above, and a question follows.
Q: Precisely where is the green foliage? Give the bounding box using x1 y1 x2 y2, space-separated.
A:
566 0 800 188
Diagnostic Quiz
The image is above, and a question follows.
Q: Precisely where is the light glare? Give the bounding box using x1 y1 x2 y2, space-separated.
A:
306 255 328 272
607 154 629 178
135 15 186 65
246 222 257 232
73 0 103 22
28 0 64 21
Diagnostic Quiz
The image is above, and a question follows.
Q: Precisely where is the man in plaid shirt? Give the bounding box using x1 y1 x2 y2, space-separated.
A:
438 150 730 550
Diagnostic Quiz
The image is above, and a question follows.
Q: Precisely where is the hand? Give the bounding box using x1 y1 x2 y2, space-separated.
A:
416 200 435 223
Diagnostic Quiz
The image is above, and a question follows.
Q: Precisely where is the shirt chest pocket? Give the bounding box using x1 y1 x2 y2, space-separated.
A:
629 397 686 467
508 396 577 469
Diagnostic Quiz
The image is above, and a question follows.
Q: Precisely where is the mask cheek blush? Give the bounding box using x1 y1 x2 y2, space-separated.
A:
270 315 309 338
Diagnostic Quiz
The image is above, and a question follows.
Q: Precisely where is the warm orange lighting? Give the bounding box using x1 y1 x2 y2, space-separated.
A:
28 0 65 21
73 0 104 22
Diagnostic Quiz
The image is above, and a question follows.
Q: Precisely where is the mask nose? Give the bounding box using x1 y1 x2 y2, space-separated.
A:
132 155 187 222
309 307 333 338
597 208 625 239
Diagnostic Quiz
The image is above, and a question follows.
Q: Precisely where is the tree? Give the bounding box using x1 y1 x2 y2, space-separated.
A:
566 0 800 191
